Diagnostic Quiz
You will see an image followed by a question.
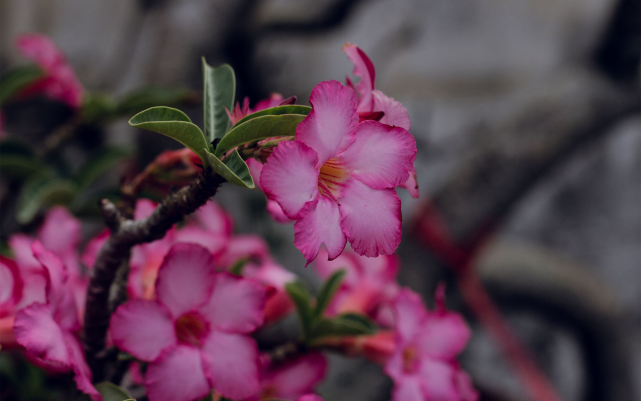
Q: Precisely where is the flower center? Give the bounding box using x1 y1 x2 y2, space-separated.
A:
261 385 277 399
318 157 350 202
402 346 420 374
175 311 210 347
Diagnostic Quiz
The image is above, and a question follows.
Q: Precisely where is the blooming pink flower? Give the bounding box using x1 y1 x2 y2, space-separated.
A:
110 243 266 401
343 43 419 198
313 247 399 326
245 352 327 400
13 242 99 399
385 288 478 401
297 395 324 401
16 33 84 108
261 80 416 263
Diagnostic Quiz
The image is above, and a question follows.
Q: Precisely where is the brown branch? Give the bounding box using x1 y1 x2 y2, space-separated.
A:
83 170 225 380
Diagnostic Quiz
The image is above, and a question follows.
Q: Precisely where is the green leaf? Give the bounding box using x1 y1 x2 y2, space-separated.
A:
233 105 311 127
0 155 48 179
314 269 346 319
205 149 254 188
129 106 210 165
116 86 193 116
285 281 314 340
81 93 116 124
95 382 132 401
311 313 377 340
202 59 235 142
0 65 43 105
17 172 76 224
75 148 132 190
214 114 306 158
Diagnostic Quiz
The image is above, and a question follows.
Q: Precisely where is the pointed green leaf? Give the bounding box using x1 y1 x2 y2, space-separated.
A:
205 149 254 188
95 382 132 401
285 281 314 340
0 155 48 179
0 65 43 105
202 59 235 142
75 148 132 190
129 106 209 165
233 105 311 127
311 313 377 340
314 269 346 319
17 172 76 224
215 114 306 157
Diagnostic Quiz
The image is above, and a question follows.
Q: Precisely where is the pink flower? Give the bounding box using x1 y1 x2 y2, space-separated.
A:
245 352 327 400
1 207 86 346
227 93 288 126
110 243 266 401
13 242 99 399
261 80 416 263
16 33 84 108
297 396 324 401
313 247 399 326
385 288 478 401
246 159 291 223
343 43 418 198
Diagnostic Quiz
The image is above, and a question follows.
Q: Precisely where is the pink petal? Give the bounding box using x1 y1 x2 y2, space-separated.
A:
215 235 269 269
296 81 359 166
156 244 216 318
110 299 176 362
193 200 234 237
455 370 479 401
372 90 411 130
173 227 228 257
31 241 66 301
146 345 211 401
267 199 292 223
135 198 157 220
338 121 416 189
9 234 41 273
81 230 109 269
264 352 327 398
419 359 460 401
246 261 296 289
312 248 362 287
295 196 347 265
419 311 471 360
391 377 424 401
0 256 22 317
16 34 64 71
202 331 261 399
253 93 284 112
339 180 401 257
200 273 265 333
260 140 319 220
392 289 427 343
65 332 100 400
38 207 81 257
297 396 324 401
400 166 419 198
342 44 376 113
14 303 70 367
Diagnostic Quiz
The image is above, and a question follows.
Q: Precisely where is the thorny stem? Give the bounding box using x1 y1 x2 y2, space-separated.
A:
83 170 225 381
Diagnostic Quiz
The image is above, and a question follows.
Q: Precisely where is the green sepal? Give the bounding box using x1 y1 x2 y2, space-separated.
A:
311 313 377 340
232 105 311 127
314 269 346 319
94 382 132 401
205 149 254 189
129 106 210 166
214 114 306 158
285 281 314 340
17 172 76 224
0 65 43 105
202 59 235 142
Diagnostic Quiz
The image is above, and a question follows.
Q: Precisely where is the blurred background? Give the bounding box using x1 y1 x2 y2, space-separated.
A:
0 0 639 400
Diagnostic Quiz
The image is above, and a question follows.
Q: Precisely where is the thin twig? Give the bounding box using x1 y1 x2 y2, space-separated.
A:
83 170 225 380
